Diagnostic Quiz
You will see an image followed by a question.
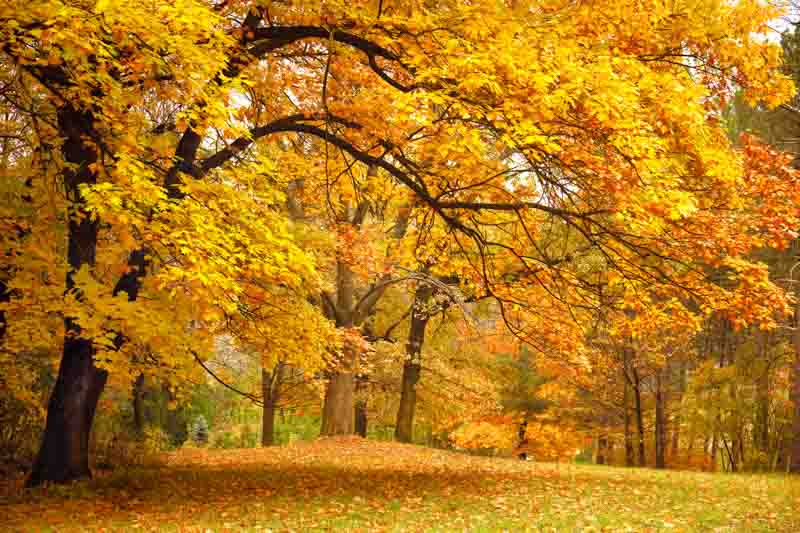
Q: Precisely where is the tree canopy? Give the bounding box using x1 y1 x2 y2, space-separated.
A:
2 0 800 485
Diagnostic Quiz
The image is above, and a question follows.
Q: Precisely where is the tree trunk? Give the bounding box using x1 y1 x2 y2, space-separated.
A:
261 364 283 446
670 363 686 461
133 373 145 436
321 259 358 436
395 362 421 443
711 432 718 472
655 370 666 469
321 371 355 435
162 383 185 446
624 384 634 466
790 292 800 473
633 368 646 467
596 433 609 465
395 285 433 443
27 105 108 487
355 399 368 438
623 351 634 467
0 277 9 343
517 415 529 460
261 369 276 446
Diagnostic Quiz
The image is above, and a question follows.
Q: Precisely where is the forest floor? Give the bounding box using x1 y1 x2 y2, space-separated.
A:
1 437 799 532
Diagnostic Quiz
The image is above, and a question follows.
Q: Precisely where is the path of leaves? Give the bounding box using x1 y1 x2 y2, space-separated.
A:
1 437 799 531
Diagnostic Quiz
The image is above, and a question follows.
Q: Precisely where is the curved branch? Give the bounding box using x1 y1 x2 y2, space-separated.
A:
192 350 262 405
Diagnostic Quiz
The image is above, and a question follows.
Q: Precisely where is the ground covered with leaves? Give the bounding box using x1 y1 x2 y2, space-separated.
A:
1 438 799 532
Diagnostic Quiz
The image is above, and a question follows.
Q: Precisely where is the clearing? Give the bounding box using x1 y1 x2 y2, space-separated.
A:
1 438 798 531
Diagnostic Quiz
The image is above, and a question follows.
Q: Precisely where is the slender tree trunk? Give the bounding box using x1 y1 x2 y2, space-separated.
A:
0 276 9 343
670 362 686 461
790 291 800 473
395 285 433 443
162 383 184 445
756 370 770 454
624 381 634 466
133 373 145 436
355 399 368 438
633 368 646 467
655 370 666 469
27 105 108 487
623 351 634 467
261 369 276 446
711 432 718 472
354 371 368 438
517 415 529 460
596 433 609 465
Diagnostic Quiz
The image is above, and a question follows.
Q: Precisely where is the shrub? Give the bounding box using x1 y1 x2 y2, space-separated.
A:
190 415 209 445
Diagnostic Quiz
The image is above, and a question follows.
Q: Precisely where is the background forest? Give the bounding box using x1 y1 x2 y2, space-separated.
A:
3 0 800 500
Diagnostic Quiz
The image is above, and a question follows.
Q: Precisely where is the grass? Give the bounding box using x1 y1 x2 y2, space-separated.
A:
1 437 799 531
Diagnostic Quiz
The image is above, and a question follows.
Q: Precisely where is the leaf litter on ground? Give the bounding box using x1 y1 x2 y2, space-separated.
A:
1 437 799 531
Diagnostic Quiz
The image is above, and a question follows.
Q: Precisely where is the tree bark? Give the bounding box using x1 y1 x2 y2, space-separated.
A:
261 364 283 446
162 383 185 446
517 415 529 460
261 369 276 446
633 368 646 467
27 105 108 487
623 350 634 467
0 277 9 345
655 370 666 469
133 373 145 436
670 362 686 461
395 285 433 443
320 260 357 436
624 385 634 466
321 370 355 435
355 399 368 438
710 432 718 472
790 291 800 473
596 433 609 465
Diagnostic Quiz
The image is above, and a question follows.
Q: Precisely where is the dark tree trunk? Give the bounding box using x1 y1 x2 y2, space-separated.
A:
162 383 185 445
624 382 634 467
133 373 145 436
655 370 666 469
517 416 529 460
395 285 432 443
596 434 609 465
27 105 108 487
0 277 8 343
633 368 646 467
623 351 634 467
261 369 276 446
355 399 368 438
